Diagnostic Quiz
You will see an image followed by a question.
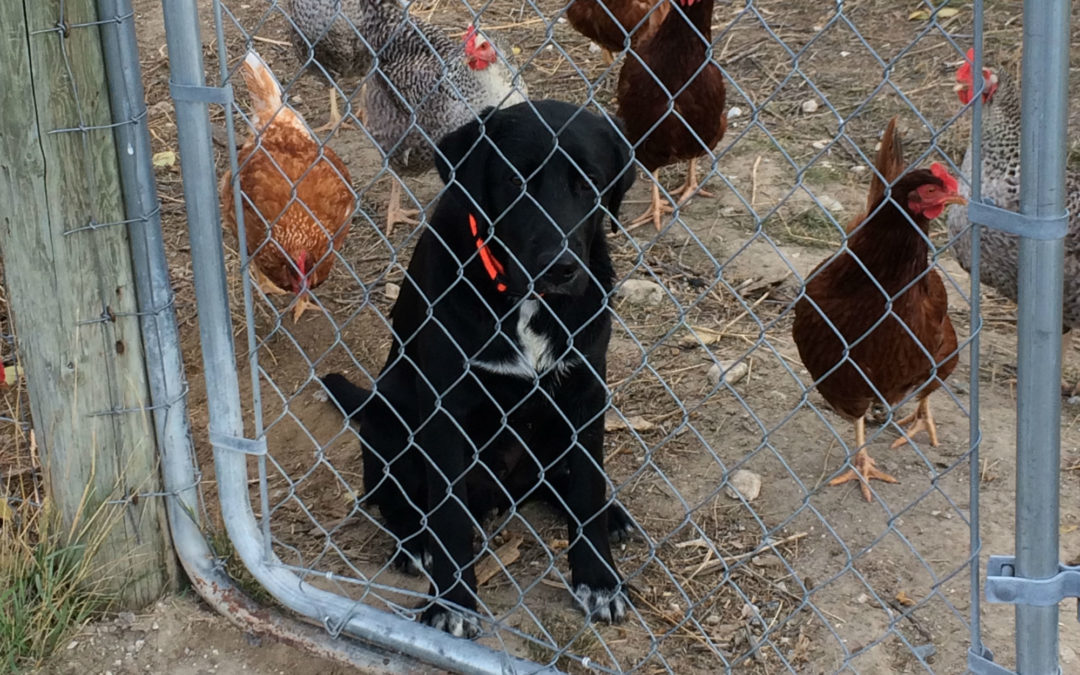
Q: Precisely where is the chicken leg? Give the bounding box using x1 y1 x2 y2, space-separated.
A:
250 266 289 297
670 157 715 205
313 84 367 133
890 396 939 449
386 177 421 234
829 417 898 502
629 170 674 231
292 291 314 323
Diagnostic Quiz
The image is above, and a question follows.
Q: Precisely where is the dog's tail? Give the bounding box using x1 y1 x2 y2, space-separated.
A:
320 373 373 419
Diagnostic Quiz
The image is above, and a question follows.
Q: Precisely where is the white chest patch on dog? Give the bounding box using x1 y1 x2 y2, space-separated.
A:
471 299 576 379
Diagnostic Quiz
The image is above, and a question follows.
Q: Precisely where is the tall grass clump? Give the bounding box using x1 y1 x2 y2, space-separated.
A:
0 485 120 673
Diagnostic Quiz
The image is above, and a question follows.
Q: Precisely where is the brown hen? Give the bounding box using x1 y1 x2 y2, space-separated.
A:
616 0 726 230
792 118 964 502
219 51 355 322
565 0 670 64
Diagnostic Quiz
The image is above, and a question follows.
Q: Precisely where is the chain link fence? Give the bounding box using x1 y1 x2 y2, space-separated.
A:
145 0 1076 672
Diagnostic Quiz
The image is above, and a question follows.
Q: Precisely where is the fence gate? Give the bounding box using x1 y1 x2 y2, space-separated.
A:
158 0 1073 672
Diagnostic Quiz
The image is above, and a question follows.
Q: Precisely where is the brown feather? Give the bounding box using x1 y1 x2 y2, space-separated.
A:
566 0 671 55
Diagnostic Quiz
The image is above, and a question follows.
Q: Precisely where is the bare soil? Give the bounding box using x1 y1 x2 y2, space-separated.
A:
7 0 1080 673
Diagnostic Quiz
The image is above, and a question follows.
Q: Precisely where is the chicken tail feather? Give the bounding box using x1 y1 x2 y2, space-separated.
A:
241 50 295 132
867 116 906 211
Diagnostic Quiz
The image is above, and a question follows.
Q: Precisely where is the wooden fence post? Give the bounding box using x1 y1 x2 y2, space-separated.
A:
0 0 176 606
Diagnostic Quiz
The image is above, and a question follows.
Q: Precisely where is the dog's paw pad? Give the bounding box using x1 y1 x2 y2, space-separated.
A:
421 605 480 638
574 584 628 623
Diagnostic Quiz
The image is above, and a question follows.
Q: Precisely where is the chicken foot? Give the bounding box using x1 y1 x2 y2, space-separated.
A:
386 177 421 234
628 170 675 231
828 417 898 502
312 84 366 133
890 396 939 449
670 157 715 204
250 266 289 297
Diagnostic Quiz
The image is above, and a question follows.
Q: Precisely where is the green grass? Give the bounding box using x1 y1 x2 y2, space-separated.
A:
0 493 119 674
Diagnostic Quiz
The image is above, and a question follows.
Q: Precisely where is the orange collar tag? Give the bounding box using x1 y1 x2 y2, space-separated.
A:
468 213 507 293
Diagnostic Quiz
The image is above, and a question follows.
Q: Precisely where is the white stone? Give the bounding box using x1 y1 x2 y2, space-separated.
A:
618 279 664 306
801 99 819 114
727 106 743 118
707 360 749 387
384 282 401 302
817 195 845 213
811 140 829 150
724 469 762 501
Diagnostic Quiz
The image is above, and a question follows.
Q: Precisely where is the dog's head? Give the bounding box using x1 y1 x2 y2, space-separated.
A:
435 100 635 297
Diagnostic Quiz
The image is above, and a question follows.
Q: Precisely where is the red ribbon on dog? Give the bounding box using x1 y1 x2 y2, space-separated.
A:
469 213 507 293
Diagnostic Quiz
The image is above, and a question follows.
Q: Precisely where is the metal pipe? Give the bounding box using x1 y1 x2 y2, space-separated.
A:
158 2 555 671
1015 0 1070 672
967 0 985 658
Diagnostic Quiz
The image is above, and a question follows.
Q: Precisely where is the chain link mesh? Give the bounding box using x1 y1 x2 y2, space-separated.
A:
189 0 1006 671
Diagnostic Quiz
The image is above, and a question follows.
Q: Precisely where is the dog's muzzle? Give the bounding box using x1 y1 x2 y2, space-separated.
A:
536 255 589 296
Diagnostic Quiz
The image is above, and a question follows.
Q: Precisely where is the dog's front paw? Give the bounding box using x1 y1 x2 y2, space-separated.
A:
391 546 432 576
420 604 481 638
573 583 628 623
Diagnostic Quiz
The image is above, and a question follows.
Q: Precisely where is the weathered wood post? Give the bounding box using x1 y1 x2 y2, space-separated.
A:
0 0 175 606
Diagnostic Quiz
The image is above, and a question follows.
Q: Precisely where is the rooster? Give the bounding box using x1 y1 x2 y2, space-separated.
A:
565 0 670 65
615 0 726 230
947 50 1080 395
219 51 356 323
359 3 528 231
792 118 965 502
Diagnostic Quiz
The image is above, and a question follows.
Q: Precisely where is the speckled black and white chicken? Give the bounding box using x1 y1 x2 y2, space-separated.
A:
286 0 373 130
947 50 1080 394
359 1 529 231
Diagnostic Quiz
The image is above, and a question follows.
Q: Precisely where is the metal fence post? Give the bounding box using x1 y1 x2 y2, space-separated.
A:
1015 0 1071 672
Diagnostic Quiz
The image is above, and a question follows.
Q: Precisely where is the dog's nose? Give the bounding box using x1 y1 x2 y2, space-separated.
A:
546 260 580 286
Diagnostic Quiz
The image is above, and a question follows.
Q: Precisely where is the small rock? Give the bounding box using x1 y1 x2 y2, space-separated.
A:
151 622 159 631
801 99 819 114
727 106 743 118
705 614 722 625
751 554 784 568
588 42 602 54
724 469 762 501
811 140 829 150
856 593 870 604
384 282 401 302
117 611 136 626
133 639 145 653
67 641 78 650
1061 645 1077 663
311 388 329 403
840 50 851 57
707 360 749 387
817 195 845 213
850 165 868 173
618 278 664 306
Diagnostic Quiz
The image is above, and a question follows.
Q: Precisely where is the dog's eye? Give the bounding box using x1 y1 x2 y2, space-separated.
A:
509 174 524 188
574 174 596 193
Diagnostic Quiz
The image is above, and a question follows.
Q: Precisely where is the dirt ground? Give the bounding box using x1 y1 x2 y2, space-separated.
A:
6 0 1080 672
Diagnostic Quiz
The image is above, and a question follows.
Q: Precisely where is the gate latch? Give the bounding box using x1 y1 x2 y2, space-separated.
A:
985 554 1080 620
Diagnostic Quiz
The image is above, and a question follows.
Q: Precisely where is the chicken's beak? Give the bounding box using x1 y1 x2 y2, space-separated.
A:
941 193 968 208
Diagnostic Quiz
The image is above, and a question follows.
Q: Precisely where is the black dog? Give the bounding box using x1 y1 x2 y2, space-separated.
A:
321 100 636 637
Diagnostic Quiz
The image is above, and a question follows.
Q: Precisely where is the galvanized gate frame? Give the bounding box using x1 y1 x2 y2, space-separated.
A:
148 0 1076 673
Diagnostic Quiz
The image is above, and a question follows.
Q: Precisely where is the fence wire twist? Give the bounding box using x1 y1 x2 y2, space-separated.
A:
166 0 1028 671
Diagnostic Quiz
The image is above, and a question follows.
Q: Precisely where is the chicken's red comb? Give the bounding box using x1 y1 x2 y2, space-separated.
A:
956 47 975 83
464 23 478 50
931 163 959 193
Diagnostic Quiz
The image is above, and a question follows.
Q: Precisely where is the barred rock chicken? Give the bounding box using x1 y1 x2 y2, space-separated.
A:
947 50 1080 394
792 118 965 502
359 2 528 231
219 51 355 322
565 0 671 65
616 0 726 231
287 0 372 130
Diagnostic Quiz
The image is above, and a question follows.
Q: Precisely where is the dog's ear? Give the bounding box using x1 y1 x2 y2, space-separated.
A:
604 116 636 233
434 106 498 188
